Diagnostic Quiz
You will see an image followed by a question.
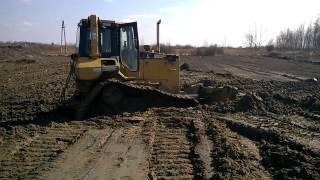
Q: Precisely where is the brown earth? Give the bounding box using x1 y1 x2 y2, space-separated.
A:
0 43 320 179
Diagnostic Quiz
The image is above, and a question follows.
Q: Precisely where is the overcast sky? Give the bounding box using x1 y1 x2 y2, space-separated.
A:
0 0 319 46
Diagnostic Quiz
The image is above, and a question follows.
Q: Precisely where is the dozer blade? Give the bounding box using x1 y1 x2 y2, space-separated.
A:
75 79 199 120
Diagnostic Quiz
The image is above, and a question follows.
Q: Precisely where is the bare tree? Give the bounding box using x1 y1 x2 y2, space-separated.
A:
275 16 320 51
296 25 305 49
304 24 313 50
244 24 266 48
313 17 320 49
245 32 254 48
266 39 274 51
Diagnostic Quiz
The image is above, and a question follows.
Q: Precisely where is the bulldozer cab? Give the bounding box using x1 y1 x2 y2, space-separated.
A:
75 15 180 93
77 17 139 70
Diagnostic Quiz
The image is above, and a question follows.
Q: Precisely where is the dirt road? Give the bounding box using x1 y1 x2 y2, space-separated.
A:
182 55 320 81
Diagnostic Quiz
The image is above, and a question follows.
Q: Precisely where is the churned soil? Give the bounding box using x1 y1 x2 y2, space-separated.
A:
0 44 319 179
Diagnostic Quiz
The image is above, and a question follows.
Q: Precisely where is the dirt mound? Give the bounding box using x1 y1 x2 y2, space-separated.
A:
236 93 265 113
265 52 292 60
180 62 190 70
198 85 238 103
14 58 36 64
0 44 23 49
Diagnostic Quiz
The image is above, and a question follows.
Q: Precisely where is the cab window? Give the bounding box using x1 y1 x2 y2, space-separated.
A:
78 21 90 57
120 26 138 71
100 26 112 57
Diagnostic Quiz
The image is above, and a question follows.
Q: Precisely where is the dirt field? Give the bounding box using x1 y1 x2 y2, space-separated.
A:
0 43 320 179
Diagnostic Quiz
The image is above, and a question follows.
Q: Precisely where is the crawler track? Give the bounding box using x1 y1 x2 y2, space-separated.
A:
75 79 199 119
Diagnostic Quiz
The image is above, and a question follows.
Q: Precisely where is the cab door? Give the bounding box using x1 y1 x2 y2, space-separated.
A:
119 22 139 72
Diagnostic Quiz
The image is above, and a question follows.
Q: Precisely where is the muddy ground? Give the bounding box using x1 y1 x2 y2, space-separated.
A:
0 43 319 179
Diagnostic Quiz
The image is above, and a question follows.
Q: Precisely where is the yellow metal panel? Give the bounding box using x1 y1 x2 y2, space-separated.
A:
76 57 102 80
89 15 99 58
142 59 180 92
118 58 180 92
119 60 142 79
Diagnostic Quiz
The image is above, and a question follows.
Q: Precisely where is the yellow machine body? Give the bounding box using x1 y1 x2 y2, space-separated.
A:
121 58 180 92
75 15 180 92
76 57 180 92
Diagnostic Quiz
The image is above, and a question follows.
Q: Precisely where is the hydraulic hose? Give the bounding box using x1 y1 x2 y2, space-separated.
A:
60 54 77 102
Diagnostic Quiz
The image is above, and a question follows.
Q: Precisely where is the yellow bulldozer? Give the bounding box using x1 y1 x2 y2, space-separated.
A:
62 15 198 119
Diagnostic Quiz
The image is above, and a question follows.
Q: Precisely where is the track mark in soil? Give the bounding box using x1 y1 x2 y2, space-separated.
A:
0 108 72 127
243 114 320 150
192 119 214 178
206 118 272 179
42 115 150 180
0 123 86 179
149 110 207 179
215 115 320 179
41 128 113 180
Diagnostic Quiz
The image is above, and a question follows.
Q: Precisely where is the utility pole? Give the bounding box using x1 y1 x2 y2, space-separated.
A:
60 20 67 55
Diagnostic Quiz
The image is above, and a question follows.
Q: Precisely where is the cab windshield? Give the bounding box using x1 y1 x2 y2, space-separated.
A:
100 26 112 57
78 20 138 67
78 21 113 57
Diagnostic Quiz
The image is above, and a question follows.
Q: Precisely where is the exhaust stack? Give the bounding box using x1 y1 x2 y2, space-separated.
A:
157 19 161 53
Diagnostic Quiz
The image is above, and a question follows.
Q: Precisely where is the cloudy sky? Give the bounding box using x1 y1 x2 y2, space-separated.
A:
1 0 319 46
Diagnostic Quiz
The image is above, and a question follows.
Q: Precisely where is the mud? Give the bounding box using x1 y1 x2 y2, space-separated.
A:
0 44 320 179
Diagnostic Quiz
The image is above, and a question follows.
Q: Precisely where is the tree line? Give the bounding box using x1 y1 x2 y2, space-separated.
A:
276 17 320 50
244 16 320 51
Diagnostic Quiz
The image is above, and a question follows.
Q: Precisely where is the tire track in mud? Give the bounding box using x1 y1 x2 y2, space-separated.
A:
42 113 152 180
149 109 212 179
148 108 272 179
0 111 153 179
205 117 272 179
1 107 319 179
41 128 114 180
214 115 320 179
0 123 86 179
218 115 320 156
